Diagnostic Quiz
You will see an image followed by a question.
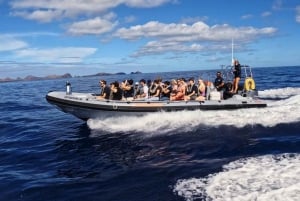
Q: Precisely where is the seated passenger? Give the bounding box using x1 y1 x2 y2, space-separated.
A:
121 79 134 100
196 79 206 101
214 72 224 91
160 81 172 101
149 79 162 100
147 79 152 96
170 79 178 93
135 79 149 100
184 78 198 101
181 78 187 95
149 80 156 96
110 81 123 100
223 82 234 100
170 78 185 101
97 80 110 99
133 82 141 98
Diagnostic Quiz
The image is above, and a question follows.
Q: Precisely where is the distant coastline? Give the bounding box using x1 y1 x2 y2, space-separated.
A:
0 71 142 83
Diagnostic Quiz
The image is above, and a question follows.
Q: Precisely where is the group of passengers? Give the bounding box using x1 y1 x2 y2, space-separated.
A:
97 60 242 101
97 77 209 101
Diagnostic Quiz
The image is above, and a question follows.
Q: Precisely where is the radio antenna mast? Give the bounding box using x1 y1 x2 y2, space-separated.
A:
231 38 234 66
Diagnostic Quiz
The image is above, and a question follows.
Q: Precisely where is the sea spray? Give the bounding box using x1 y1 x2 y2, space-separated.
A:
87 87 300 134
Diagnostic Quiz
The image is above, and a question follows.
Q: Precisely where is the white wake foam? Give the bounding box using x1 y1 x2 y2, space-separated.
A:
87 88 300 133
174 153 300 201
258 87 300 99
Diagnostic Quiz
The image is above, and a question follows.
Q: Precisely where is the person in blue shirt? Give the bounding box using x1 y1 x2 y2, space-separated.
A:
214 72 224 91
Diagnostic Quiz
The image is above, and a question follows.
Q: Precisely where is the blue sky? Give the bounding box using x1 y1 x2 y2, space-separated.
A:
1 0 300 78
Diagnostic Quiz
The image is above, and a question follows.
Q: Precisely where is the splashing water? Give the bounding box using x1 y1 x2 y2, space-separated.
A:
87 88 300 134
173 153 300 201
258 87 300 99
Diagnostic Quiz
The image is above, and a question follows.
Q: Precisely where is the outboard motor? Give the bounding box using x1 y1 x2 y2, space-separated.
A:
66 81 72 95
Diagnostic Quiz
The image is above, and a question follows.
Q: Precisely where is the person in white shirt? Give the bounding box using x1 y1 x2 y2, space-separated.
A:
135 79 148 100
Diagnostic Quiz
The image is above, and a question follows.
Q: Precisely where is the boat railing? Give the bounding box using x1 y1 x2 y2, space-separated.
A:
220 64 254 82
241 65 253 78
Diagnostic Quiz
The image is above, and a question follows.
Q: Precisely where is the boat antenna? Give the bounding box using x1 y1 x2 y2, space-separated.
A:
231 38 234 66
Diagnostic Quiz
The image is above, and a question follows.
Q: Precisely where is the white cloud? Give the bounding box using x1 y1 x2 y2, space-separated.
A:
272 0 283 10
14 47 97 63
124 15 136 23
261 11 272 17
115 21 277 57
10 0 120 17
132 41 204 57
241 14 253 20
115 21 277 42
125 0 173 8
0 35 28 51
10 0 173 22
115 21 208 40
8 32 59 38
180 16 209 24
296 6 300 23
67 17 118 35
11 9 64 22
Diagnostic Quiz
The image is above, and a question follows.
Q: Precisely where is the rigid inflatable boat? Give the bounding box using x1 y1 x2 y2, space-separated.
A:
46 91 266 120
46 65 267 120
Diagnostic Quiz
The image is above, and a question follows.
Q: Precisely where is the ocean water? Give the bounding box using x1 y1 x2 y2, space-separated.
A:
0 66 300 201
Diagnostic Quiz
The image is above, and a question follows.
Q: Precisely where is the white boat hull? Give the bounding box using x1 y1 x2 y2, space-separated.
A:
46 91 267 120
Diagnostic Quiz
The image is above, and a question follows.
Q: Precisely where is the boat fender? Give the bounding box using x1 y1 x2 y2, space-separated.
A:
244 77 256 91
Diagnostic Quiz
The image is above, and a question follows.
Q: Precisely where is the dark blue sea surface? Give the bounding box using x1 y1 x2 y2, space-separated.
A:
0 66 300 201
